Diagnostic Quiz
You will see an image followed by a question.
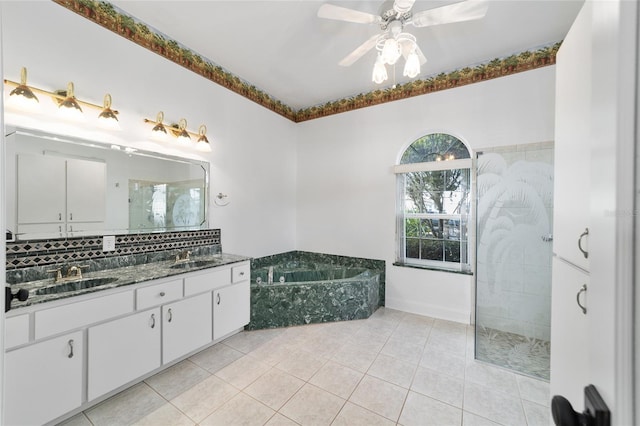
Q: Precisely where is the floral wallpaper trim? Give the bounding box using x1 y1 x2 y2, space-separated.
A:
53 0 559 123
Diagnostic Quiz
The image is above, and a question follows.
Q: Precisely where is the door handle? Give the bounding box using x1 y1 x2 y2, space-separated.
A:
576 284 587 315
167 308 173 323
216 293 221 305
150 313 156 328
68 339 74 358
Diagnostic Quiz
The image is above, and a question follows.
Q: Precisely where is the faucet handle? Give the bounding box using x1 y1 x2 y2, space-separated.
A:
46 268 62 281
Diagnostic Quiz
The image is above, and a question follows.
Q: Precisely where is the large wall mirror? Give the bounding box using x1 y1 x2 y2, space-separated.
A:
6 128 209 240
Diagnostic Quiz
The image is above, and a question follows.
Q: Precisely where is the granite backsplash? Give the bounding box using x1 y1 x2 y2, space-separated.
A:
6 229 221 285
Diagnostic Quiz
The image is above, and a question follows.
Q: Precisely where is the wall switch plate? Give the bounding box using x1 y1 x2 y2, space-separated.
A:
103 235 116 252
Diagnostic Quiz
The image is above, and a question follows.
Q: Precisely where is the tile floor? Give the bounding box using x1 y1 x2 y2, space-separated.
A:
60 308 551 426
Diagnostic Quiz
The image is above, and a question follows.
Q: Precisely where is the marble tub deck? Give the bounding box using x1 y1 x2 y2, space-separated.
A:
60 307 550 426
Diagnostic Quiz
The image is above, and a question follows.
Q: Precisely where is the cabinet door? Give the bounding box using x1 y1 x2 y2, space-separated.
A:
550 257 590 407
213 282 250 340
163 292 212 364
553 11 591 270
88 308 161 401
4 331 83 426
17 154 66 224
67 158 106 223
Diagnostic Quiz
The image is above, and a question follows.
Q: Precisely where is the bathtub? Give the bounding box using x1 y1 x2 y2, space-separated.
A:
247 251 384 330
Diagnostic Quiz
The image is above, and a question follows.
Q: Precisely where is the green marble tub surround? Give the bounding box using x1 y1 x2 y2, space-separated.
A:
247 251 385 330
251 251 385 305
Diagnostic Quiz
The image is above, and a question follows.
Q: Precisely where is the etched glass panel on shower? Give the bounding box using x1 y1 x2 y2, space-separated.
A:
475 143 554 380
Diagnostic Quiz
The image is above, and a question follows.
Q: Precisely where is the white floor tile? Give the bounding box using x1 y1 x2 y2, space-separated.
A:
332 402 395 426
132 403 195 426
411 366 464 408
85 383 166 426
517 375 550 407
170 375 239 423
367 353 417 388
522 400 551 426
309 360 364 399
215 354 271 389
349 375 408 422
200 393 275 426
280 383 345 425
398 391 462 426
144 360 210 400
245 368 305 410
463 381 527 425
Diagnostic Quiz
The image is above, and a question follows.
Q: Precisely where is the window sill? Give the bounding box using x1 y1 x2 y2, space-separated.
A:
392 262 474 276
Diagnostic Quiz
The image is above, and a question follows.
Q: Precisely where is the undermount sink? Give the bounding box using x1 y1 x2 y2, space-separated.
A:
169 260 220 270
33 277 119 296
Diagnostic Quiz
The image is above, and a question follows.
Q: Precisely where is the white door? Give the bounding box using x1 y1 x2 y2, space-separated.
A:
17 154 66 224
213 282 250 340
4 331 83 426
162 292 212 364
88 308 161 401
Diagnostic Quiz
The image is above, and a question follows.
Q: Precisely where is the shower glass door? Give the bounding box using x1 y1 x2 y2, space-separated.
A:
475 143 554 380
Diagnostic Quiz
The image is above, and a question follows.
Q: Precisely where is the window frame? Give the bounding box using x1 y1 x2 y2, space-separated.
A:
394 145 472 273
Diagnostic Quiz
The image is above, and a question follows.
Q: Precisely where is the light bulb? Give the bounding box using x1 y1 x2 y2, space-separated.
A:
403 50 421 78
372 55 388 84
381 38 401 65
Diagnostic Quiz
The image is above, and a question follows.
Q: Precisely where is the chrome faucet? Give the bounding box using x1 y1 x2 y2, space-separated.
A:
267 266 274 284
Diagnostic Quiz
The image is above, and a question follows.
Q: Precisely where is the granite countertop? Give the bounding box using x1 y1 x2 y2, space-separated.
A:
10 253 250 310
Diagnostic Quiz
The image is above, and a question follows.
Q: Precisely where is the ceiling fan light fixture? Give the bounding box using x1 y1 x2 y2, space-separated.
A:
381 38 401 65
372 54 388 84
403 50 421 78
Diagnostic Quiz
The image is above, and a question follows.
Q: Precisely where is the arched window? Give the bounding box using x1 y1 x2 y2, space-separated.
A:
394 133 472 272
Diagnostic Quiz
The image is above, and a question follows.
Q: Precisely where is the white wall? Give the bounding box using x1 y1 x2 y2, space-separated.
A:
2 2 558 325
296 68 556 323
1 1 298 258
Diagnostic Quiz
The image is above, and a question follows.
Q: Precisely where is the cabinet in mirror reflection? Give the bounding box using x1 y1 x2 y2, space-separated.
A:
6 129 209 240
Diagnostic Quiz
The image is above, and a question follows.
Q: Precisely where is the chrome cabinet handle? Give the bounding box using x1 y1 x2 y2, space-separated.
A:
576 284 587 315
68 339 74 358
159 291 165 297
578 228 589 259
58 213 62 221
239 271 245 276
69 212 73 221
167 308 173 323
216 293 221 305
150 313 156 328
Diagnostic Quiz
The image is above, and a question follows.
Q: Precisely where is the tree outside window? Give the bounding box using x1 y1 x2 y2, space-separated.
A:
396 134 471 271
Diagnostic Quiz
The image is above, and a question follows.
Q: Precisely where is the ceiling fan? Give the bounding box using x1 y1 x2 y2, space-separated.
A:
318 0 488 83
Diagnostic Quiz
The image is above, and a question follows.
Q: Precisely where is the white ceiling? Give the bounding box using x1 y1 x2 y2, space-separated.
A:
110 0 584 110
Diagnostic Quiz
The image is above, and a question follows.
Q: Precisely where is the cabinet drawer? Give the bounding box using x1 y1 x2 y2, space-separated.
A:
136 279 183 310
35 290 134 340
232 263 250 283
5 314 29 349
184 268 231 296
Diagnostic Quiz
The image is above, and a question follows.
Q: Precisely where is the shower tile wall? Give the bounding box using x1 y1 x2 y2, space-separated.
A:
476 142 554 343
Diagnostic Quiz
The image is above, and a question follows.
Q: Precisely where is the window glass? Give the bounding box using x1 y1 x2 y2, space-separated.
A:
397 134 471 271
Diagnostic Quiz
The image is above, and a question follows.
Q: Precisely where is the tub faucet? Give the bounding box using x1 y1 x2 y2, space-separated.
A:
268 266 274 284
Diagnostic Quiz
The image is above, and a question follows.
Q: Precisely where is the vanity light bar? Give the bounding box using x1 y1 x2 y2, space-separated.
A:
144 113 212 152
4 68 119 117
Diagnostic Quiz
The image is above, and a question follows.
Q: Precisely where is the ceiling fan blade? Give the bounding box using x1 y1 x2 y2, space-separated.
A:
318 4 381 25
393 0 416 14
400 40 428 65
339 33 380 67
410 0 488 28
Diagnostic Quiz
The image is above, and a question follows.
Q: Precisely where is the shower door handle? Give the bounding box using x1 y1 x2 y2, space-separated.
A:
541 234 553 242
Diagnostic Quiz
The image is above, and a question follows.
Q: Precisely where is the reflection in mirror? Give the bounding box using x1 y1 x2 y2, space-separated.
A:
6 128 209 240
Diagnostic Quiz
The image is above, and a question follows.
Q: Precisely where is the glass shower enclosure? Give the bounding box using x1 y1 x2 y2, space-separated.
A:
475 142 554 380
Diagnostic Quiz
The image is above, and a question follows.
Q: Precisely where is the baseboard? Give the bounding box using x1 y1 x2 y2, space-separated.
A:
385 297 471 324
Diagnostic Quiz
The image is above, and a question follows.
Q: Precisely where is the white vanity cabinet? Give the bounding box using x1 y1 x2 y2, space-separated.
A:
3 260 250 425
88 308 161 400
214 264 250 340
4 331 83 426
162 292 213 364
